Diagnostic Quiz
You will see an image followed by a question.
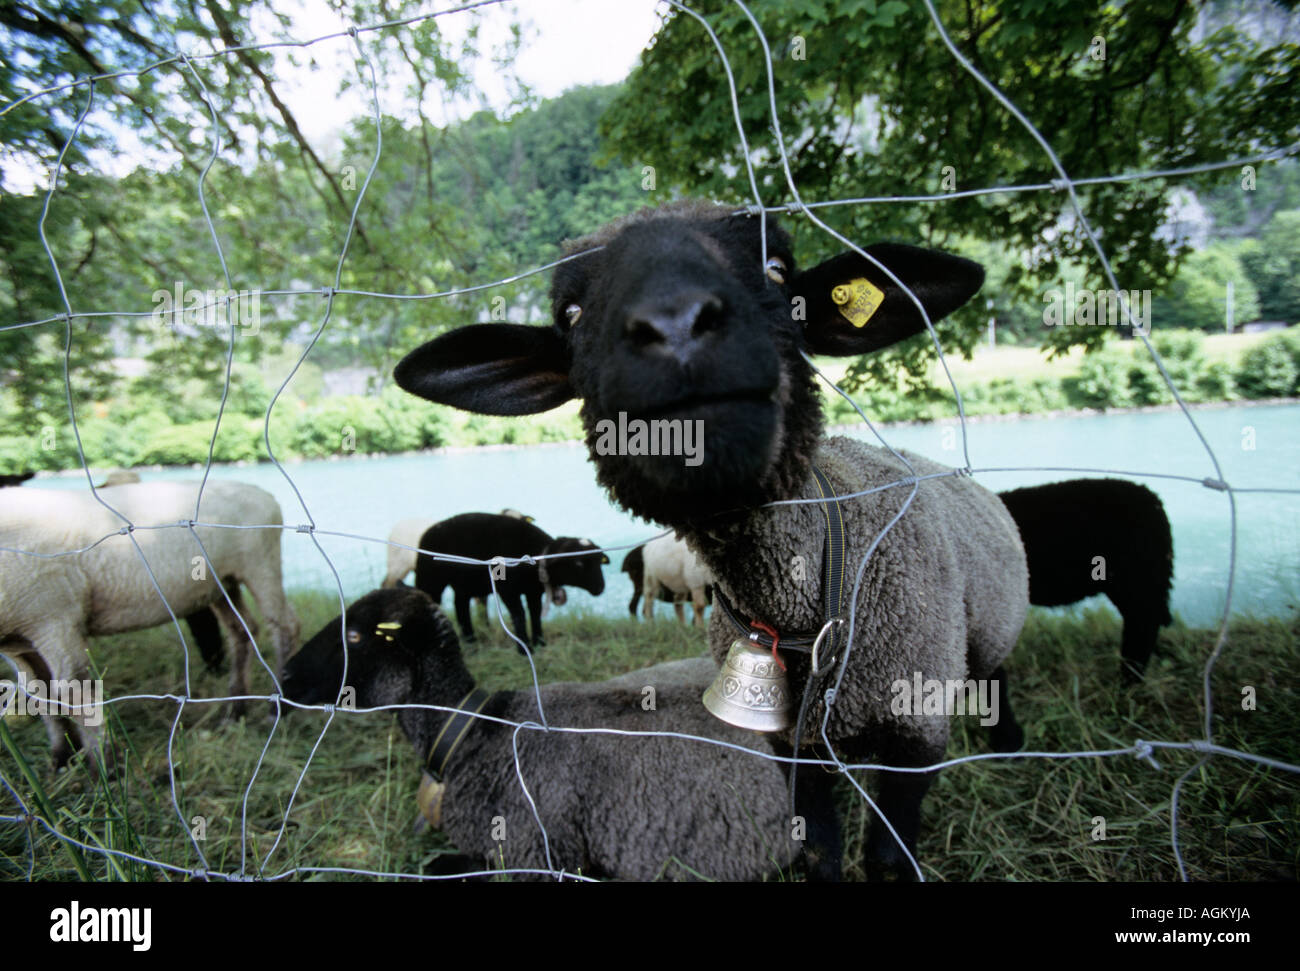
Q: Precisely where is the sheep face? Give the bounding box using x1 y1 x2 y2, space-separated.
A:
541 537 608 605
282 587 455 709
396 201 984 525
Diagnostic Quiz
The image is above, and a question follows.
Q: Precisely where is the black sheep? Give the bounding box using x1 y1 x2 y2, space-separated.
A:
394 199 1027 879
414 512 606 649
998 478 1174 680
281 587 829 881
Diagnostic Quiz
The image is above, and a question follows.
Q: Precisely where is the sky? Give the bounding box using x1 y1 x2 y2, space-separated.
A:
272 0 665 146
2 0 666 192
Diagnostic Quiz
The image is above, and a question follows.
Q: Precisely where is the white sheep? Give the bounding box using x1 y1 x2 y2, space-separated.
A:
0 479 299 765
640 533 714 628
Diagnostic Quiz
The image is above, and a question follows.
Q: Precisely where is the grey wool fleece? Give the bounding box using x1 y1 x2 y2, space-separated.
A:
434 679 802 881
689 436 1029 754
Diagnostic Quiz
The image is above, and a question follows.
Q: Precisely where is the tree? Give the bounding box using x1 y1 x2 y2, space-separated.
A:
1155 243 1261 330
599 0 1300 392
1238 209 1300 322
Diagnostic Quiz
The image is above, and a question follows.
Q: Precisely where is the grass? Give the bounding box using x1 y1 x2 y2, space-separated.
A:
1 591 1296 882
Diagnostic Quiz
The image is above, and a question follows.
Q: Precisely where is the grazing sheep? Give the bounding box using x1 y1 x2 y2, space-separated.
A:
622 542 716 617
81 469 229 670
414 512 606 650
621 544 673 616
998 478 1173 681
640 533 715 628
383 508 535 589
0 479 299 764
281 587 832 881
395 200 1028 878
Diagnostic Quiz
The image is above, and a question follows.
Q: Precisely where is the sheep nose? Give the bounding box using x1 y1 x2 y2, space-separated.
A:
625 292 724 358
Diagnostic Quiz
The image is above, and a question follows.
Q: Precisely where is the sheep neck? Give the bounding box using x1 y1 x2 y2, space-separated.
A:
400 652 479 768
684 461 832 638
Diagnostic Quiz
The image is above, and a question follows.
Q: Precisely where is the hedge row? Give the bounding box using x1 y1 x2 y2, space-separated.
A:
4 330 1296 471
825 328 1300 423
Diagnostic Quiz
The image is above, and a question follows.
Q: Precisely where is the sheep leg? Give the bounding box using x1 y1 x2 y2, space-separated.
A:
862 733 946 882
210 595 255 720
774 740 843 882
25 626 102 769
690 586 708 629
672 599 685 624
1116 609 1161 683
453 592 477 644
239 569 299 675
525 589 546 647
501 592 533 651
642 576 657 621
986 666 1024 753
628 587 640 617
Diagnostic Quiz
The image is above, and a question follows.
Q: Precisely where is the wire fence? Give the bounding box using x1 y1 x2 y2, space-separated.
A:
1 0 1298 883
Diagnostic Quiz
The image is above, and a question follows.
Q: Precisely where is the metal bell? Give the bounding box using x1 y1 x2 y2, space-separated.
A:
702 638 793 732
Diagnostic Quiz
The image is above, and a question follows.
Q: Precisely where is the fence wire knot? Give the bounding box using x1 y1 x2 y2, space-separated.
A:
1201 477 1230 492
117 524 134 535
955 466 974 477
1049 177 1071 192
319 286 335 299
1132 739 1161 769
295 523 315 533
741 203 765 217
1189 738 1216 754
783 200 808 216
520 554 536 566
823 687 837 706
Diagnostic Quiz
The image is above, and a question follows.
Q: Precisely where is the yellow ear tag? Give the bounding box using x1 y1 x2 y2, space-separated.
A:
375 620 401 643
417 771 446 829
831 278 885 328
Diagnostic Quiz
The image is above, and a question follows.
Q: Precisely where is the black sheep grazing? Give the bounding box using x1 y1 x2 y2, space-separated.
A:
395 200 1028 879
281 587 829 881
414 512 607 649
998 478 1174 681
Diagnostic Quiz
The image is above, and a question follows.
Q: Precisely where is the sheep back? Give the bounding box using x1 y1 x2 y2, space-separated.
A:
0 480 285 638
440 682 798 881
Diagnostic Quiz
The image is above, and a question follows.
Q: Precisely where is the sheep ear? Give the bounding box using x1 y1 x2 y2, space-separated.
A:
792 244 984 356
394 324 575 415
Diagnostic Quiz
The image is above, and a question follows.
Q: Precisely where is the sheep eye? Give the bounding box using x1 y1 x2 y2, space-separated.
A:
764 257 787 284
564 303 582 327
346 629 361 644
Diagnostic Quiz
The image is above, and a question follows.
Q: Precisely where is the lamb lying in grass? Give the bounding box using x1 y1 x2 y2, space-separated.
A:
281 587 835 881
394 200 1028 878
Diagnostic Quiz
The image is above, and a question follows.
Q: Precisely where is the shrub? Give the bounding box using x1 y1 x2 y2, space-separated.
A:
1063 353 1133 409
1236 334 1300 398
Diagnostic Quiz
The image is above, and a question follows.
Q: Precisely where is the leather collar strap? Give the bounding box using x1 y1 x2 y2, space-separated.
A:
715 464 849 666
425 688 493 782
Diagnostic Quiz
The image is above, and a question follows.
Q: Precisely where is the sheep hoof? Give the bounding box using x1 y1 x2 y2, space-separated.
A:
864 854 918 883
